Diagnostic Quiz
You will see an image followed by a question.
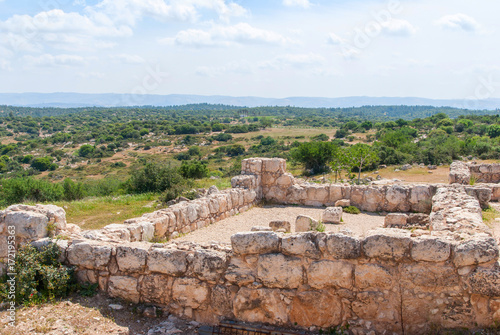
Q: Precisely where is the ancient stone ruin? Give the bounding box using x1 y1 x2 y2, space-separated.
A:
1 158 500 334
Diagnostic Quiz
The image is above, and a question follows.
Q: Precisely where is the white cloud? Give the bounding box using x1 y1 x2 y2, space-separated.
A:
93 0 246 25
0 58 11 71
327 33 346 45
110 54 145 64
164 23 290 47
23 54 87 67
380 19 417 37
436 13 481 32
260 53 325 70
195 61 253 77
283 0 311 9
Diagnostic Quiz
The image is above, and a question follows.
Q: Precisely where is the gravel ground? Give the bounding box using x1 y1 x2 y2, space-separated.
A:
176 205 386 244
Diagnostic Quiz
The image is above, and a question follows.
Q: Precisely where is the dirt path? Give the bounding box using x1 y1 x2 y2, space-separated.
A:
175 205 386 244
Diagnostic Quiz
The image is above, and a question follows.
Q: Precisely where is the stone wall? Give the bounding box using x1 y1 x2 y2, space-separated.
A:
80 186 259 243
46 221 499 334
449 161 500 189
3 157 500 334
0 204 67 276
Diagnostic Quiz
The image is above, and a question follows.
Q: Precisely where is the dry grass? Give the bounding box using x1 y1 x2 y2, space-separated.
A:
374 165 450 184
234 127 335 141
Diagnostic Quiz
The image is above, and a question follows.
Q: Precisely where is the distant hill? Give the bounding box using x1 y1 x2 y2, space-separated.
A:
1 92 500 110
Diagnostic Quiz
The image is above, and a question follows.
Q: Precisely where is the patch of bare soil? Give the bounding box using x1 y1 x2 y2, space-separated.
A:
0 293 201 335
175 205 386 244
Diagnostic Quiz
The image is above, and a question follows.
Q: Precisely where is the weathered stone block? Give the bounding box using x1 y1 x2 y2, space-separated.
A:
116 244 149 272
308 260 353 289
323 233 360 259
257 253 302 288
108 276 139 303
233 288 288 325
148 248 188 275
362 229 411 261
322 207 342 224
139 274 171 304
281 232 321 258
411 237 451 262
231 232 280 255
67 241 113 270
192 249 228 282
269 220 291 233
355 263 392 290
384 213 408 228
295 215 319 232
289 290 342 327
171 277 209 308
335 199 350 207
453 237 499 267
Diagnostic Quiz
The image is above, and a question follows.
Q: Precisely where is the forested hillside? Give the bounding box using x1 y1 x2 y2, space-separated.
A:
0 104 498 213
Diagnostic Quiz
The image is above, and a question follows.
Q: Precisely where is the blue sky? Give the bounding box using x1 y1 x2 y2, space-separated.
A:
0 0 498 100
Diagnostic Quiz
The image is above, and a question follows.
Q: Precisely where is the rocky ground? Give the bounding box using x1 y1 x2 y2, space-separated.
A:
175 204 386 244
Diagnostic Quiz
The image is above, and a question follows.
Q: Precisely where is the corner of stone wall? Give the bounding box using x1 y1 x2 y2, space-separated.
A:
449 161 471 185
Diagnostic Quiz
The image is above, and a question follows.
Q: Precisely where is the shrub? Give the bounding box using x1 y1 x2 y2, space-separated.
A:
128 162 187 194
78 144 95 158
180 160 209 179
291 141 340 174
0 243 75 305
31 156 54 171
343 206 360 214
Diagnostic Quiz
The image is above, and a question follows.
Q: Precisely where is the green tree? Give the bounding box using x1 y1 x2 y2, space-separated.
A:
78 144 95 158
348 143 378 184
31 157 54 171
291 141 339 174
329 146 348 182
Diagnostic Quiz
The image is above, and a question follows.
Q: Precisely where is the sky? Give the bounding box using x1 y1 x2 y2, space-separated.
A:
0 0 499 100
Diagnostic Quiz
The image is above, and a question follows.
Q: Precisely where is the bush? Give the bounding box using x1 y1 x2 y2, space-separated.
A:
0 177 64 206
291 141 340 174
343 206 360 214
128 162 187 194
31 156 54 171
78 144 95 158
62 178 86 201
180 160 209 179
0 243 75 305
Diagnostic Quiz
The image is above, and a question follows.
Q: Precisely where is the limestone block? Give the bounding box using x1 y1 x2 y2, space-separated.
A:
269 220 291 233
335 199 350 207
108 276 139 303
2 210 48 240
409 185 433 213
172 277 209 308
256 253 302 289
148 248 188 275
262 158 286 174
384 213 408 228
116 244 149 272
67 241 113 270
101 224 131 241
323 233 361 259
453 237 499 267
243 190 257 204
401 263 459 289
465 186 492 209
385 185 410 212
139 222 155 241
287 184 307 204
407 213 430 226
295 215 319 232
251 226 272 232
191 249 228 282
329 185 344 204
225 257 256 285
449 161 471 185
289 290 342 328
352 291 401 333
362 229 411 261
308 260 353 289
242 158 262 175
231 232 280 255
276 173 294 188
362 187 384 212
355 263 392 290
305 185 329 206
233 288 288 325
281 232 321 259
411 237 451 262
139 274 171 305
322 207 342 224
210 285 235 317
